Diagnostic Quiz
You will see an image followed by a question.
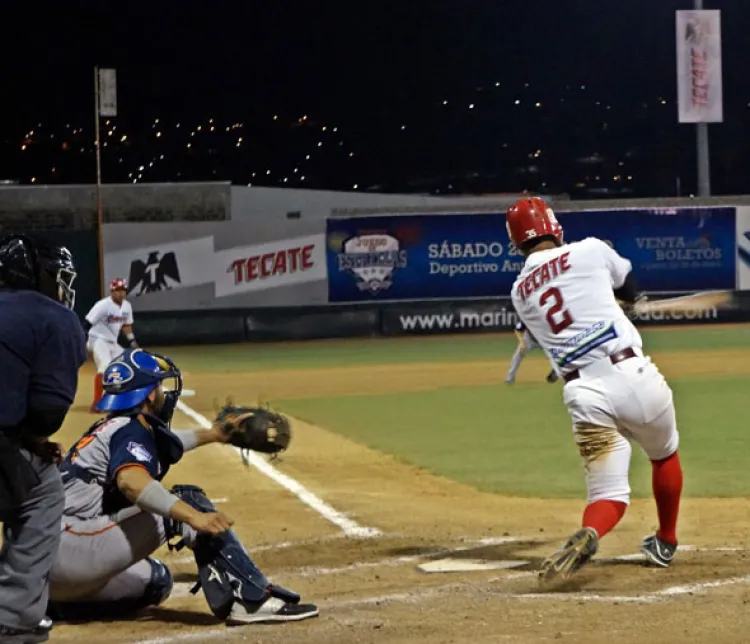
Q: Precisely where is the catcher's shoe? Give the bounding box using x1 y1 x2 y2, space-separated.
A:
641 534 677 568
0 617 53 643
226 596 319 625
539 527 599 583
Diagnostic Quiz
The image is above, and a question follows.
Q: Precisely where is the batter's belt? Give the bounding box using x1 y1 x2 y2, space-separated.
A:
563 347 637 384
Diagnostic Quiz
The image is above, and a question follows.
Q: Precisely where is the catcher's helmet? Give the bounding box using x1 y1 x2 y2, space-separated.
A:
110 277 128 292
97 349 183 425
0 234 77 308
505 197 563 250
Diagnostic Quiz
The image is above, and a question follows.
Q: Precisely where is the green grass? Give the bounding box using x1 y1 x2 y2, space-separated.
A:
278 375 750 499
165 324 750 499
159 324 750 373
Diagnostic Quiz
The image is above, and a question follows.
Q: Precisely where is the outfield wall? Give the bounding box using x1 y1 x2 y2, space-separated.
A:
130 291 748 345
8 183 750 342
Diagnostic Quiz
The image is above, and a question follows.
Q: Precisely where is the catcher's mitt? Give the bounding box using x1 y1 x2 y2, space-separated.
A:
214 404 292 455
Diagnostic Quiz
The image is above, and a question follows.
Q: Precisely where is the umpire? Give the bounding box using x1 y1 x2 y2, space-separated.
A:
0 234 87 643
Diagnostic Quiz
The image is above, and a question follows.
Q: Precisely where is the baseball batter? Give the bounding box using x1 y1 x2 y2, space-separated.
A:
506 197 683 582
84 278 138 412
505 320 559 384
47 348 318 625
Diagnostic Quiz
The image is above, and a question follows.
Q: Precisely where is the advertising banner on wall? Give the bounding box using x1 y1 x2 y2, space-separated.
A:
734 206 750 290
326 213 522 302
559 206 735 292
379 290 733 338
326 207 736 303
103 225 328 311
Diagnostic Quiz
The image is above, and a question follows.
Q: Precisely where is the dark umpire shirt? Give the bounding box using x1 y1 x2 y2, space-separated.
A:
0 290 87 429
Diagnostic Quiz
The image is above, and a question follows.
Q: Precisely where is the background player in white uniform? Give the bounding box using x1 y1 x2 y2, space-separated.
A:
505 197 683 583
48 348 318 625
84 278 138 412
505 319 559 384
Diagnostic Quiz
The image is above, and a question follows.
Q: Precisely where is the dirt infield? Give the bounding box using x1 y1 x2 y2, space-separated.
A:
50 348 750 644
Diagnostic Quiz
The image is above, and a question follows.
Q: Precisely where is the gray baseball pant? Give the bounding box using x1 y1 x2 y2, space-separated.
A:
0 451 64 630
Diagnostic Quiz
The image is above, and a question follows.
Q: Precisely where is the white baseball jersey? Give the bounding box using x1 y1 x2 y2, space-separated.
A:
85 297 134 343
510 237 642 376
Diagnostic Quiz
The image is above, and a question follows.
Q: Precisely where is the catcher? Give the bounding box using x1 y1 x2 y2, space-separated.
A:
47 348 317 626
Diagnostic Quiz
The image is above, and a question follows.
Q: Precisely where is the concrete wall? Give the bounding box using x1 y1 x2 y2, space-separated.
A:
229 186 536 221
0 182 231 232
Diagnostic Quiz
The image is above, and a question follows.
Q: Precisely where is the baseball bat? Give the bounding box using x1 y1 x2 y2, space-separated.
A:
632 290 734 316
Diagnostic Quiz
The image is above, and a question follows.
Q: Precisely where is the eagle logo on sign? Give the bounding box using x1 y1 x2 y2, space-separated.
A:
127 251 181 296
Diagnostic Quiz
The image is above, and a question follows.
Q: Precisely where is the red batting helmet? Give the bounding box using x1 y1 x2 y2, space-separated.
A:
505 197 563 248
110 277 128 292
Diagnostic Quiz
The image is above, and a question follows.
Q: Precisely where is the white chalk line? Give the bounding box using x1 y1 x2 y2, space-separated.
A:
600 544 746 564
136 572 532 644
256 540 747 583
169 534 744 573
175 399 382 538
134 540 750 644
288 535 529 577
169 533 352 565
516 573 750 604
137 570 750 644
168 534 525 569
168 537 529 599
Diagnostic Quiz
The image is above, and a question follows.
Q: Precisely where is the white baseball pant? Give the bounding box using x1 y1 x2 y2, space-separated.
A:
562 348 679 505
50 507 195 603
88 337 125 374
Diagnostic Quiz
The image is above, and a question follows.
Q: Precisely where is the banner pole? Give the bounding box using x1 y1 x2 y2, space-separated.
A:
94 66 105 296
694 0 711 197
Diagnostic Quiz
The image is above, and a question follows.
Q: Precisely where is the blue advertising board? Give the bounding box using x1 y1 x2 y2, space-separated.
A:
559 207 736 292
325 207 736 303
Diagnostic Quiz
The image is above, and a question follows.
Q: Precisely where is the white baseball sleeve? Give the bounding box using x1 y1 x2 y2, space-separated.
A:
595 239 632 289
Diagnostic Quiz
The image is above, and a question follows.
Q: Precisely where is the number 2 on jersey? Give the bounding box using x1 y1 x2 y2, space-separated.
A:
540 287 573 334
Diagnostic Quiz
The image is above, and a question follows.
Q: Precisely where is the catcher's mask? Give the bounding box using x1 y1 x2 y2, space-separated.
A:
0 233 77 309
97 348 183 425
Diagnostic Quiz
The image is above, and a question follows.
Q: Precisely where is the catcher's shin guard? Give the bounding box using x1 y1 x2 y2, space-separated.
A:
169 484 299 620
48 559 173 621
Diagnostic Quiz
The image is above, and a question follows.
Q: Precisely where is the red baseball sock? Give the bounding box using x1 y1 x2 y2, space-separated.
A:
93 373 104 405
651 451 683 545
582 500 628 539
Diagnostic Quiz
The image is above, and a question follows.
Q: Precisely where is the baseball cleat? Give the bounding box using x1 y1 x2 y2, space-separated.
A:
641 534 677 568
539 527 599 583
226 596 319 625
0 617 52 643
546 370 559 383
505 378 515 385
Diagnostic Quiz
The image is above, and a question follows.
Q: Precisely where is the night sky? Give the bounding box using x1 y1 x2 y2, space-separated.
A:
2 1 749 196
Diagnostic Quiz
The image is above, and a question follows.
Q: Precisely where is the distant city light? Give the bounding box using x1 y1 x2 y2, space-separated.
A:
1 81 717 194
